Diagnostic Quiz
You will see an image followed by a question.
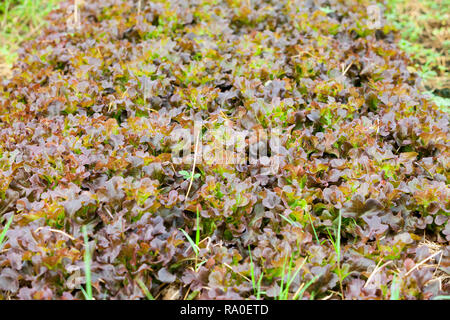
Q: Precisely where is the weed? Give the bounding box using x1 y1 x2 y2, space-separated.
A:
186 290 199 300
390 274 401 300
293 275 319 299
326 210 345 299
81 225 93 300
307 213 320 245
179 229 199 256
184 130 201 201
0 214 14 249
179 170 201 181
136 278 155 300
248 246 264 299
277 255 310 300
280 212 322 245
179 207 202 271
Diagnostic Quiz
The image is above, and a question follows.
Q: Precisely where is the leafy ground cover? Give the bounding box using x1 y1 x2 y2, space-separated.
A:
0 0 449 300
385 0 449 111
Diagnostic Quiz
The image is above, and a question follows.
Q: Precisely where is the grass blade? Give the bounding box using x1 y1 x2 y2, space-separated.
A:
284 258 308 296
256 272 264 300
179 228 199 255
195 207 200 248
278 255 289 300
136 278 155 300
82 225 93 300
390 275 401 300
293 275 319 300
187 290 199 300
280 213 301 227
0 214 14 249
336 210 341 263
307 213 320 245
248 246 256 294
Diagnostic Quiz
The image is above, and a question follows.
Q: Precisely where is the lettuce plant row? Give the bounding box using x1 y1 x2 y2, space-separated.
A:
0 0 448 299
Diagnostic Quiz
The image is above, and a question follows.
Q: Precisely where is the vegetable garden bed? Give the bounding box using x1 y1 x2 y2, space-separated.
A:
0 0 448 300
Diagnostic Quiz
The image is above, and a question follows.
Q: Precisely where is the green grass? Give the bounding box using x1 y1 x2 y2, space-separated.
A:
293 275 319 300
179 228 199 255
280 212 322 245
423 92 450 113
0 0 62 71
81 225 93 300
278 255 305 300
248 246 264 299
276 254 319 300
390 274 401 300
136 278 155 300
307 213 321 245
179 207 202 270
248 247 319 300
0 214 14 249
326 210 348 299
195 207 200 248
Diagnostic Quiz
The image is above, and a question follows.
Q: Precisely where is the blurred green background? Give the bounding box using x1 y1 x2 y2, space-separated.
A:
0 0 62 77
